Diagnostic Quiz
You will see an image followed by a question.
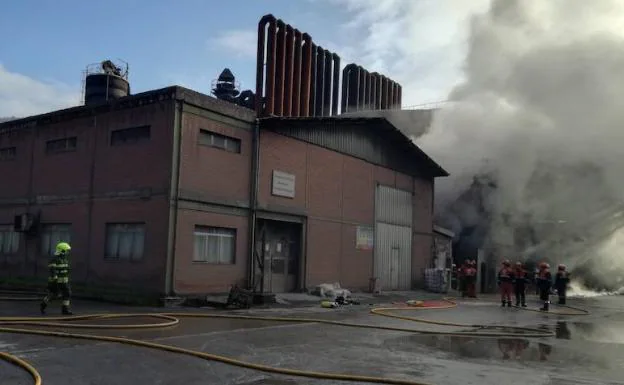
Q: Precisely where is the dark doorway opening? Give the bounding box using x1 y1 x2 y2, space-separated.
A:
254 219 303 293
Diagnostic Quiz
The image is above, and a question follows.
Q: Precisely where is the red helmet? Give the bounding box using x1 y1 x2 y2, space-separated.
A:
540 262 550 269
558 264 566 270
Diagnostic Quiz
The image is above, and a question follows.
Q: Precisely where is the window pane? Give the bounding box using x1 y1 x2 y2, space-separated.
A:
41 232 51 255
220 235 234 264
193 226 235 264
106 230 120 258
111 126 151 146
119 231 133 259
40 225 71 256
212 135 226 148
0 231 6 253
198 130 241 154
193 234 203 262
8 231 19 253
105 223 145 261
207 235 219 263
131 230 144 260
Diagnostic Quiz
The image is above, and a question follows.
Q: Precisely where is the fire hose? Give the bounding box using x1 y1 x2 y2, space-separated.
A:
0 296 586 385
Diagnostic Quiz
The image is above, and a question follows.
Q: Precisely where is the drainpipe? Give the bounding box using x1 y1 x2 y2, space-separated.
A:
247 118 261 291
85 115 98 282
26 123 36 277
165 100 183 296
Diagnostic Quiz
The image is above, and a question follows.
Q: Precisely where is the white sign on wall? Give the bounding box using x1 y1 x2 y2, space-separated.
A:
271 170 296 198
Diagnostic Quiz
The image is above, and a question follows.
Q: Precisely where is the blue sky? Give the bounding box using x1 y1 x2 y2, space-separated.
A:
0 0 489 117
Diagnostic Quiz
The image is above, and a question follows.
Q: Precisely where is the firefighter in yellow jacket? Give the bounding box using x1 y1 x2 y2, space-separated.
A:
40 242 73 315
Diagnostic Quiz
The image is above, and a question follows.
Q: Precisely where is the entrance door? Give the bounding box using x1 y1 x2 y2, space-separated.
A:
269 239 287 293
255 219 302 293
390 247 400 290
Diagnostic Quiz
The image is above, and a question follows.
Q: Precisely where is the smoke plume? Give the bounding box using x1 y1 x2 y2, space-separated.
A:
415 0 624 290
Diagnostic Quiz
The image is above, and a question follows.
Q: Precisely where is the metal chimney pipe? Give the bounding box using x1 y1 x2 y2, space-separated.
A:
265 18 278 115
393 81 400 109
323 49 332 116
274 20 286 116
283 24 295 116
314 46 325 117
309 42 317 116
292 29 302 117
331 53 340 116
357 66 366 111
364 70 372 111
255 14 276 116
342 64 359 114
369 72 377 110
380 75 388 109
300 33 312 117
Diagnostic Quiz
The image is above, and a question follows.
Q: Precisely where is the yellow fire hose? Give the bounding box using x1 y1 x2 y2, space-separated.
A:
0 296 585 385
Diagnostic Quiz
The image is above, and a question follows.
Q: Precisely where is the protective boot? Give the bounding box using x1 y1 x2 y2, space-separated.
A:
522 302 527 307
62 305 73 315
540 301 549 311
40 302 47 315
501 301 506 307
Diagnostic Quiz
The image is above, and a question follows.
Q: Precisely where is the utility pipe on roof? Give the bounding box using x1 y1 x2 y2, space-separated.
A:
331 53 340 116
255 15 277 116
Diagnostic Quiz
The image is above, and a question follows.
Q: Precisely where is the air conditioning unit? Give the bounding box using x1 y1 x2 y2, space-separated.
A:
13 213 36 232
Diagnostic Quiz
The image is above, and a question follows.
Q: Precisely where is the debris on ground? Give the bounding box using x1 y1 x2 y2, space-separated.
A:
318 290 361 309
310 282 352 300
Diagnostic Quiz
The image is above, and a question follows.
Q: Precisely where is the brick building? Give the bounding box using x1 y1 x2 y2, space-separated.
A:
0 85 447 299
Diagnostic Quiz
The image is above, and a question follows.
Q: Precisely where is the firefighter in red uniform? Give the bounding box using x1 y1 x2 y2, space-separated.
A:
498 260 514 307
536 262 553 311
513 262 529 307
555 264 570 305
458 260 468 298
466 260 478 298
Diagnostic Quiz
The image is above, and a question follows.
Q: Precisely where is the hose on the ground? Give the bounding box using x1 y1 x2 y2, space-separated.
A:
0 351 42 385
0 296 586 385
513 303 589 315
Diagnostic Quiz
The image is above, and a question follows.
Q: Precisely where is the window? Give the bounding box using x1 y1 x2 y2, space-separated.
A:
0 147 16 161
111 125 151 146
0 226 20 254
46 137 77 154
198 130 241 153
41 224 72 256
193 226 236 264
105 223 145 261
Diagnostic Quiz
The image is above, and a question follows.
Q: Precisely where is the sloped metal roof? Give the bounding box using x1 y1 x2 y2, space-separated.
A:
261 116 449 178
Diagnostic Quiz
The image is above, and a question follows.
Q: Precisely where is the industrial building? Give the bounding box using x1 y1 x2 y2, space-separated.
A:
0 14 448 299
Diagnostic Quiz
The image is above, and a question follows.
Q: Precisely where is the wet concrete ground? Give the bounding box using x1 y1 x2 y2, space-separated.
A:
1 294 624 385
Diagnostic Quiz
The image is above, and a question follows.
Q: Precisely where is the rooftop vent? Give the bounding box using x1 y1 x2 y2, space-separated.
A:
212 68 240 102
83 59 130 106
211 68 255 110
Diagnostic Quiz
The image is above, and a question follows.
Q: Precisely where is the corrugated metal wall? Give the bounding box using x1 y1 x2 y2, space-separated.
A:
374 185 413 290
266 120 422 178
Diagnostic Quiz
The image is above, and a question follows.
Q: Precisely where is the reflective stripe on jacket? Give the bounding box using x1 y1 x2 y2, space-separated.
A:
48 256 70 284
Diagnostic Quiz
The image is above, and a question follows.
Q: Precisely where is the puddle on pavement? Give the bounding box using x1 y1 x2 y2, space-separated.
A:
537 321 624 344
398 335 558 362
388 320 624 365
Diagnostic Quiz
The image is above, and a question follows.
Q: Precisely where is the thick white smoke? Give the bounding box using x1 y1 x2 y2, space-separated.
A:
415 0 624 290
